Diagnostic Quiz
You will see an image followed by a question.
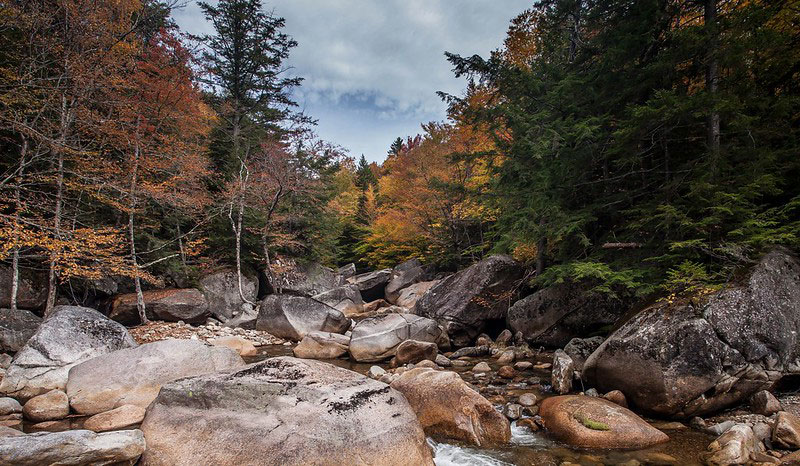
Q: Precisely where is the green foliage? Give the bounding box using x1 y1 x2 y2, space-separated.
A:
663 261 717 297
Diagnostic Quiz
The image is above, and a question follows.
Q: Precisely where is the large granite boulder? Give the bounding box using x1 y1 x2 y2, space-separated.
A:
0 308 41 353
413 255 522 347
199 270 257 321
312 284 364 317
269 258 342 296
66 339 245 415
390 367 510 446
0 266 46 311
109 288 210 325
507 283 630 348
583 248 800 418
395 280 438 309
348 269 392 302
293 332 350 359
255 294 350 341
338 263 357 280
385 259 425 304
0 429 145 466
349 313 441 362
139 357 433 466
539 395 669 449
0 306 136 401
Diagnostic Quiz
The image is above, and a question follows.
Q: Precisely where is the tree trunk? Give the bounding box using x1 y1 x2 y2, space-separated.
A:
45 97 69 317
705 0 720 176
229 109 254 305
10 138 28 312
129 126 147 324
535 236 546 276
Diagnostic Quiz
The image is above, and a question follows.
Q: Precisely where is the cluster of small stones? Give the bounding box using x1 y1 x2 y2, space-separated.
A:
129 321 286 347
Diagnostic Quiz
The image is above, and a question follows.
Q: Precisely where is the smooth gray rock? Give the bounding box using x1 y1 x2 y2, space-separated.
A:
414 255 522 347
348 269 392 302
66 339 244 415
139 357 433 466
584 248 800 418
312 284 364 317
0 429 146 466
293 331 350 359
0 308 41 353
0 306 136 401
349 313 442 362
256 294 350 341
394 340 437 365
385 259 425 304
395 280 438 309
199 270 257 321
109 288 210 325
507 283 629 348
0 397 22 416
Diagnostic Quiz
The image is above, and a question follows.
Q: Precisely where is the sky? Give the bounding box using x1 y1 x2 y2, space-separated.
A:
172 0 532 163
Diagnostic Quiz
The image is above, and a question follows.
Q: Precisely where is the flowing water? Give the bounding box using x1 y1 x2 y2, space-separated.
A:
247 345 714 466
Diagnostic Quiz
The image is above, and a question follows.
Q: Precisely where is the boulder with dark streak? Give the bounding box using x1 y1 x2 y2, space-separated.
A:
255 294 350 341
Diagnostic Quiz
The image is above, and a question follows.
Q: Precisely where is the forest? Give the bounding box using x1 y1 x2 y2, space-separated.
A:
1 0 799 315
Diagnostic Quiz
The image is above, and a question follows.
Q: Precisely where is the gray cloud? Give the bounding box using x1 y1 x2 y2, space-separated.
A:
173 0 532 161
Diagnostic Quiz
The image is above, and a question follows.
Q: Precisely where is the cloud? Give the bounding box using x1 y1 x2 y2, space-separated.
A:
172 0 532 161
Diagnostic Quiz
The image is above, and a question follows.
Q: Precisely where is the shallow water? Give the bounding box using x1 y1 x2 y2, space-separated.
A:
248 345 714 465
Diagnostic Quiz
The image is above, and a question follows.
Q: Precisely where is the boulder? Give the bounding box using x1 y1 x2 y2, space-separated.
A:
563 336 605 371
0 306 136 401
83 405 146 432
0 308 41 353
348 269 392 302
22 389 68 422
0 429 145 466
552 349 574 395
385 259 425 304
390 367 511 446
773 411 800 449
139 357 434 466
312 284 364 317
413 255 522 347
0 397 22 416
0 266 47 311
109 288 210 325
66 339 244 415
223 306 258 329
539 395 669 449
394 340 437 365
395 280 438 309
293 331 350 359
270 258 342 296
338 263 357 280
349 313 441 362
210 336 257 357
701 424 758 466
603 390 628 408
751 390 782 416
584 249 800 418
507 283 630 348
198 270 257 321
255 294 350 341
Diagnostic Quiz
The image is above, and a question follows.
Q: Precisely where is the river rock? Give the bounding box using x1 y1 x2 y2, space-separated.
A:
348 269 392 302
0 308 41 353
539 395 669 449
139 357 433 466
0 306 136 401
390 367 511 446
22 389 68 422
293 331 350 359
701 424 758 465
751 390 781 416
507 283 629 348
395 340 437 365
519 393 537 406
83 405 146 432
0 397 22 416
395 281 438 309
0 266 47 311
603 390 628 408
210 336 257 357
66 339 244 415
385 259 425 304
198 270 257 321
498 365 516 378
414 255 522 347
473 362 491 372
451 345 490 359
269 258 342 296
349 313 441 362
312 284 364 317
564 336 605 371
0 429 146 466
256 294 350 341
109 288 210 325
584 249 800 418
773 411 800 449
552 349 574 394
